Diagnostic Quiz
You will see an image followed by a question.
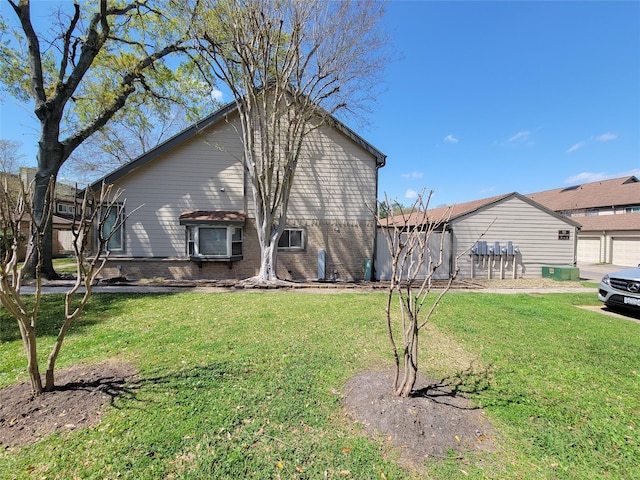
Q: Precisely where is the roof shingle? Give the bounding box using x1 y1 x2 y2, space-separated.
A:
526 176 640 211
573 212 640 232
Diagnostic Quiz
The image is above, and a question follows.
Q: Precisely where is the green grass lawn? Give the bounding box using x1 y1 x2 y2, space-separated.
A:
0 291 638 479
51 256 80 275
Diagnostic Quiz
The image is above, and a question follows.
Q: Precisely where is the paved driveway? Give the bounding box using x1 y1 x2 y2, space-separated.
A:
577 262 632 282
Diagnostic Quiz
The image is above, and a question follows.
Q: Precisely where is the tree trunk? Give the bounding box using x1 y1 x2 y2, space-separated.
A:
23 174 57 279
396 320 418 397
23 142 63 279
256 238 278 282
252 204 285 282
44 342 61 392
44 316 76 392
24 328 43 395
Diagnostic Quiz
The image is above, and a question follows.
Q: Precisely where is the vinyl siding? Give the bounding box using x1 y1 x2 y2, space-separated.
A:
110 118 245 258
284 123 378 221
452 197 577 278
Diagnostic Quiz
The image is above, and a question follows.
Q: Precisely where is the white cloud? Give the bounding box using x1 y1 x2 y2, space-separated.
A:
566 132 618 153
564 171 608 184
566 141 586 153
405 189 418 199
400 171 424 179
595 132 617 142
564 168 640 184
210 88 224 102
444 134 459 143
506 130 531 143
479 186 495 194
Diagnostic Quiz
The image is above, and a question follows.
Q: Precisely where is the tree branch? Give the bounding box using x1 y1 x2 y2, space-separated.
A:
61 41 188 157
58 3 81 84
7 0 47 110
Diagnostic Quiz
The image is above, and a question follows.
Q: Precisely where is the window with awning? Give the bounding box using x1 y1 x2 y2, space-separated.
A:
179 210 245 261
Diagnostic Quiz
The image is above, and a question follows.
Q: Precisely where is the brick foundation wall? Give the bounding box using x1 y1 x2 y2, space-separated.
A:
276 220 374 282
100 219 375 282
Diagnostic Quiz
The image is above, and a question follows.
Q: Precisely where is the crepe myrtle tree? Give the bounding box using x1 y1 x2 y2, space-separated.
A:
0 0 212 279
191 0 387 282
380 190 458 397
380 191 496 397
0 179 131 395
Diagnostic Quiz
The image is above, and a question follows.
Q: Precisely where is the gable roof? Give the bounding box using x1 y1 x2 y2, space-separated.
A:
382 192 581 228
525 176 640 211
90 100 386 190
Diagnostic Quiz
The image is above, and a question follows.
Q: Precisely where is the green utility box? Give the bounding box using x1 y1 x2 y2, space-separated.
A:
541 266 580 281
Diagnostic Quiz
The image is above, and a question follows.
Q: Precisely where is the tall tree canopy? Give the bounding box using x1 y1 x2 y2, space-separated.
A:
191 0 387 282
0 0 212 277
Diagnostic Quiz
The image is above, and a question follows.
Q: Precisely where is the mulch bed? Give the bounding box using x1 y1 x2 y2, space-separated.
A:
343 370 496 471
0 361 137 448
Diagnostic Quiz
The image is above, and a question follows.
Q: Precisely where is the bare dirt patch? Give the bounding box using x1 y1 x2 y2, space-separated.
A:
343 370 496 472
0 361 137 448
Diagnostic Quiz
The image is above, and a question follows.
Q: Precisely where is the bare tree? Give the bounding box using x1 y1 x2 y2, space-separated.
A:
0 179 130 395
0 138 25 175
192 0 387 282
380 190 457 397
380 191 497 397
0 139 26 206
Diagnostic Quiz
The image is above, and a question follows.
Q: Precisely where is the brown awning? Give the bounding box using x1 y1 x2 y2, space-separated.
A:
179 210 246 226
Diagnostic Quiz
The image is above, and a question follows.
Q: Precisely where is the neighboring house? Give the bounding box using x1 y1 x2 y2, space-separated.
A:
89 101 386 282
575 213 640 266
526 176 640 266
1 168 79 259
51 186 83 256
376 192 580 281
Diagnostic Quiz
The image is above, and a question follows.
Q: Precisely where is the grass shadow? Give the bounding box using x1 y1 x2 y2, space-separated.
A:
111 361 240 411
0 291 182 342
412 363 495 409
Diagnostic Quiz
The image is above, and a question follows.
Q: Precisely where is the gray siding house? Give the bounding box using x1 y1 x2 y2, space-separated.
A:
91 101 386 281
377 193 580 280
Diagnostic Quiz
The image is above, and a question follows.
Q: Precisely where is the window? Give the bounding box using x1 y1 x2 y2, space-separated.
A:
625 206 640 213
101 205 124 252
180 210 245 262
56 203 75 214
278 228 305 251
187 226 243 259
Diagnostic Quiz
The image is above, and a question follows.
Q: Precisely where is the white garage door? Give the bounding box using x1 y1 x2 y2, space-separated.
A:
611 237 640 267
577 237 601 263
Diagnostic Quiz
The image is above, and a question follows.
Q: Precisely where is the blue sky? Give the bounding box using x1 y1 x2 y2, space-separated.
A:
372 0 640 206
2 1 639 207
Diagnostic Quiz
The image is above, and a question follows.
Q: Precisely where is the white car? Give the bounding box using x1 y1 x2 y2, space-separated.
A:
598 267 640 310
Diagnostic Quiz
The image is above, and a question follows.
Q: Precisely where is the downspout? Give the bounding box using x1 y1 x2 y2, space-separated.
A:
448 226 455 279
372 154 386 281
573 225 580 266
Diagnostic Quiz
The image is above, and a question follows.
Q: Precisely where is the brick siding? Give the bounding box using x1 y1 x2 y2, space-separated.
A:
100 219 375 282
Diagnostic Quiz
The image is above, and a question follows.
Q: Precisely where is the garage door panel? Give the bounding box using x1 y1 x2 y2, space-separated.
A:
577 237 601 263
612 237 640 267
